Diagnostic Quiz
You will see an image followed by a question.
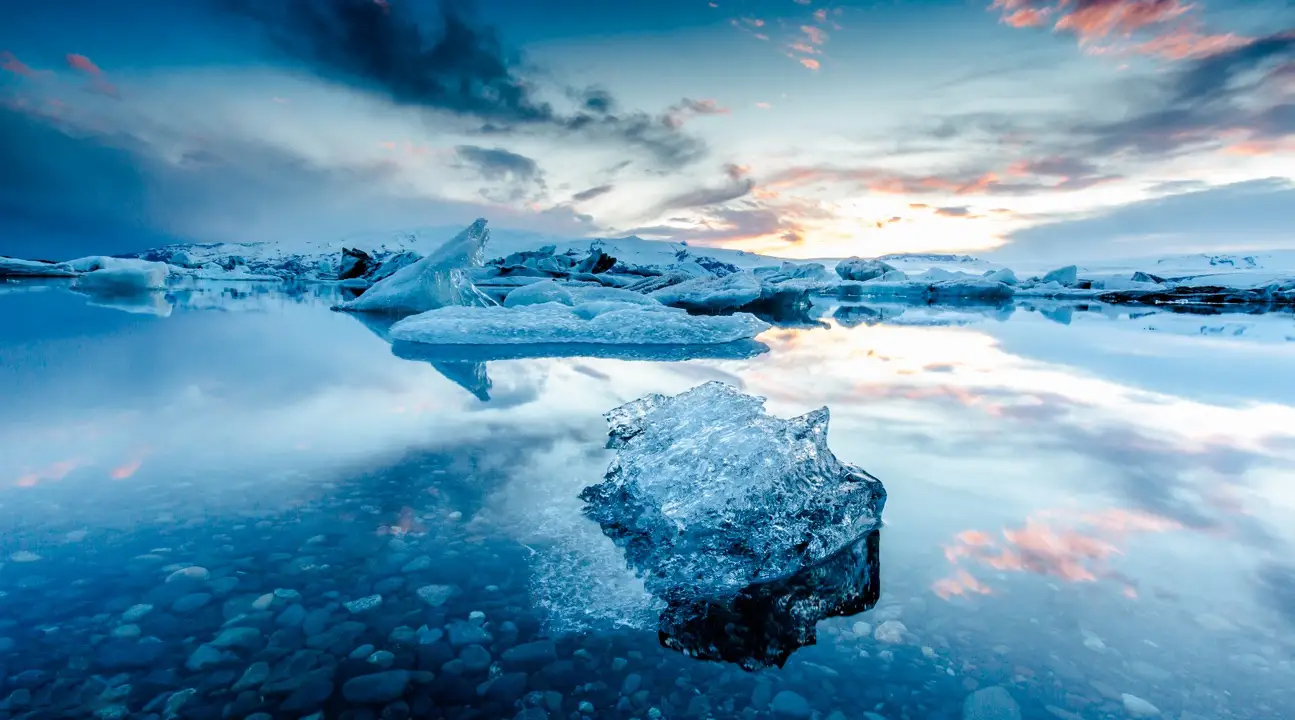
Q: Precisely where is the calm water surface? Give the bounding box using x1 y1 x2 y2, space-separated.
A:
1 281 1293 720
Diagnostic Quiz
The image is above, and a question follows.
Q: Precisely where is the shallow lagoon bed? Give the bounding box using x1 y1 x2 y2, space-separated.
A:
1 282 1293 720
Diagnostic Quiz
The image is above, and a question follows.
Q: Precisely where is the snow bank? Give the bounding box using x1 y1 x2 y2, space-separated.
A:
336 219 492 315
388 301 769 346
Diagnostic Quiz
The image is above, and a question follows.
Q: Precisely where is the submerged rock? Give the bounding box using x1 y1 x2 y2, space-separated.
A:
581 382 886 600
962 686 1022 720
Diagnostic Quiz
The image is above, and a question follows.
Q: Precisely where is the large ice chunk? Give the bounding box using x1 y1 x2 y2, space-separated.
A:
336 219 493 314
72 259 170 292
390 302 768 346
504 282 660 308
0 257 77 278
580 382 886 599
835 258 895 282
649 271 763 312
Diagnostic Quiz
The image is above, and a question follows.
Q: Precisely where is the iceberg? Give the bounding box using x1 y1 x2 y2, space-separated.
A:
835 258 896 282
389 302 769 346
0 257 77 278
503 282 659 308
391 338 769 363
72 260 170 293
649 271 763 312
336 219 493 315
580 382 886 600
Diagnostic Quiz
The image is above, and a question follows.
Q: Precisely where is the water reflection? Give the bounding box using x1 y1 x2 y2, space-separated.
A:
659 531 881 670
2 284 1295 719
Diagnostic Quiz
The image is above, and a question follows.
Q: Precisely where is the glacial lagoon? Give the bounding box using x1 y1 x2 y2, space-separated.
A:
1 281 1293 720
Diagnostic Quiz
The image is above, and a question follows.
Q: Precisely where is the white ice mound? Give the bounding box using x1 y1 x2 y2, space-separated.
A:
337 219 493 314
390 302 769 346
72 259 169 293
580 382 887 599
649 271 763 312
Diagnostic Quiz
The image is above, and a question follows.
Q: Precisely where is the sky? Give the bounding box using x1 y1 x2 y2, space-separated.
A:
1 0 1293 261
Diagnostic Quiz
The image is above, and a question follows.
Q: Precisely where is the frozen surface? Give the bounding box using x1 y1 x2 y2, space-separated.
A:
336 220 493 315
389 302 770 346
580 382 886 599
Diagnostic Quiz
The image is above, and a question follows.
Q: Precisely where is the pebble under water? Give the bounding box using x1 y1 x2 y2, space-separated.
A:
1 281 1294 720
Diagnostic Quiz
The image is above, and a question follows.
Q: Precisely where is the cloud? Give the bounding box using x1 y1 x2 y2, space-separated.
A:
1077 31 1295 156
0 103 593 259
1 51 38 78
766 162 1117 197
571 184 614 202
663 97 731 128
998 177 1295 261
653 163 756 212
65 52 119 97
934 206 973 217
229 0 706 168
454 145 546 202
990 0 1255 61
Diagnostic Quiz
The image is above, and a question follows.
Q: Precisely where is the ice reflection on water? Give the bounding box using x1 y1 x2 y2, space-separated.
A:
1 281 1293 720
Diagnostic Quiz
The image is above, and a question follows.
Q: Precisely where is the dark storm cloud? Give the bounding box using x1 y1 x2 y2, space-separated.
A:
455 145 541 181
227 0 548 121
454 145 546 202
227 0 706 168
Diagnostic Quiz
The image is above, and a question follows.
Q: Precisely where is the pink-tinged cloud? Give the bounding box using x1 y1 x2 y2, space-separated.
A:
813 8 828 22
66 53 104 76
932 507 1183 599
1124 27 1252 60
14 459 81 488
1055 0 1192 41
799 57 821 70
1 50 37 77
65 53 120 98
789 42 819 55
755 101 772 109
990 0 1249 60
801 25 828 44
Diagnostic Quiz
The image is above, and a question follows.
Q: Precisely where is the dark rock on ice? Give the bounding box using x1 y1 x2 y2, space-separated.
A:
338 248 374 280
581 381 886 601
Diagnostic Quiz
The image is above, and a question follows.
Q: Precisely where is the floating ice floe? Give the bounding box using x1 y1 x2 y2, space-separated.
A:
835 257 896 282
388 302 769 346
71 258 170 293
0 257 78 278
336 219 494 315
580 382 886 599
